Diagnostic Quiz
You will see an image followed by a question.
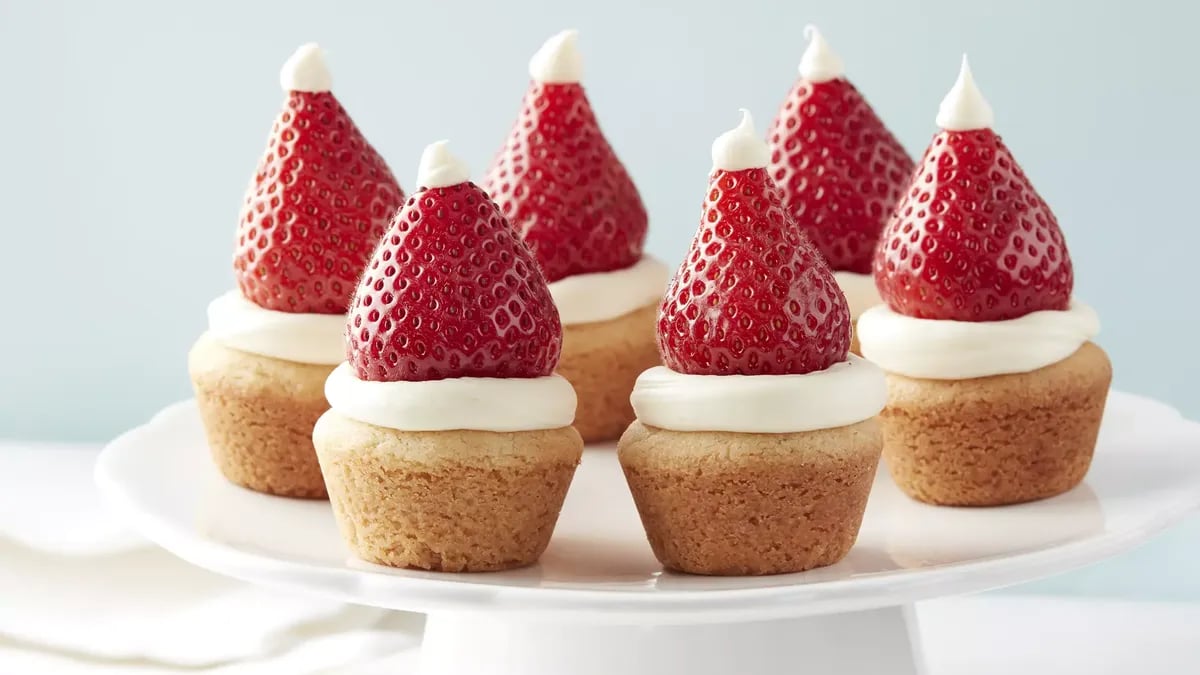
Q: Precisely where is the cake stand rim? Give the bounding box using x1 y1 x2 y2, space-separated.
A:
94 391 1200 624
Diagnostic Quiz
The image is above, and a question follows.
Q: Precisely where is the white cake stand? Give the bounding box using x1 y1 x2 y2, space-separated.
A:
95 391 1200 675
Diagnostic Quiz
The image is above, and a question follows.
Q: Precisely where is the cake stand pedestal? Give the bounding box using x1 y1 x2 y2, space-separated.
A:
95 392 1200 675
418 606 923 675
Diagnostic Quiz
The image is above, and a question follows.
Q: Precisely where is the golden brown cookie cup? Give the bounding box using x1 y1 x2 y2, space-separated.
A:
618 419 881 575
188 332 332 499
313 411 583 572
557 303 660 443
879 342 1111 506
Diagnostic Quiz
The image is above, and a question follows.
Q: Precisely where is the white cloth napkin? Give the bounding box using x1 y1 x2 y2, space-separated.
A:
0 441 422 671
0 538 395 666
0 613 423 674
0 442 143 556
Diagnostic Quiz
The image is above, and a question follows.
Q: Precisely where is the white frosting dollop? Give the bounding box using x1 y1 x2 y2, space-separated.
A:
324 363 577 432
712 109 770 172
280 43 332 93
416 140 471 189
550 256 670 325
833 271 883 320
207 290 346 365
798 25 845 83
935 55 994 131
529 29 582 84
857 301 1100 380
631 356 886 433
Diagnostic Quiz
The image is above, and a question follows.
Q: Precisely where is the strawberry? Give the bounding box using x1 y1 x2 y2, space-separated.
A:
659 113 850 376
234 45 405 314
767 27 913 274
484 31 648 283
873 59 1072 322
347 142 562 382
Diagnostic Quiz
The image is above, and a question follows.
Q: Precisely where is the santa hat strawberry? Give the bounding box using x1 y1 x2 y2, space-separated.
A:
347 141 562 382
658 111 850 376
483 30 648 283
235 44 405 314
767 26 913 274
873 57 1073 321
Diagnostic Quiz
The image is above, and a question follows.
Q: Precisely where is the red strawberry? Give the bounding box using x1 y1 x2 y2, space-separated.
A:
659 113 850 376
484 30 647 283
874 60 1072 322
347 142 562 382
767 27 913 274
235 44 405 314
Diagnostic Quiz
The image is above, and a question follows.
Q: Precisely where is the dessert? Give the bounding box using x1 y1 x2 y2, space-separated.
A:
860 57 1111 506
189 44 405 498
313 141 583 572
618 112 887 576
766 26 913 353
484 30 668 443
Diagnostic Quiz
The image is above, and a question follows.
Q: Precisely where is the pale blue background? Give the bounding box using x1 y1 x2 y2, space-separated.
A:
1 0 1196 599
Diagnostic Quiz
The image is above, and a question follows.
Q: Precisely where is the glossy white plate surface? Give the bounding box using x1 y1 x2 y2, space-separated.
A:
96 391 1200 624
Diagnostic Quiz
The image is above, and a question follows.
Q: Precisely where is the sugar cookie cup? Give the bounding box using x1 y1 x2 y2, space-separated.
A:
550 258 669 442
619 357 886 575
189 289 349 499
860 304 1111 506
557 305 658 442
314 394 581 572
874 343 1110 506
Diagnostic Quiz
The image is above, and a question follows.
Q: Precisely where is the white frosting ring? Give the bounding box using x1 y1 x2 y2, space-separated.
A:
207 290 346 365
549 256 670 325
630 356 886 433
857 301 1100 380
833 271 882 321
325 363 577 432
